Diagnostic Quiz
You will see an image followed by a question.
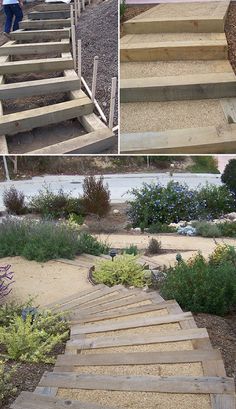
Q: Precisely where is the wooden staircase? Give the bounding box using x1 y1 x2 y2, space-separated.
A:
10 284 235 409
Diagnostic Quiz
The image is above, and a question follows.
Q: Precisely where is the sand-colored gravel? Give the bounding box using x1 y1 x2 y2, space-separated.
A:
3 256 92 306
81 340 194 354
86 323 180 339
120 99 227 133
74 362 203 376
86 309 168 325
57 390 211 409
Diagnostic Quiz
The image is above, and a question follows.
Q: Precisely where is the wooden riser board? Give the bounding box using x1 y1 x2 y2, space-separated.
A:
0 98 93 136
120 123 236 154
28 11 71 20
0 76 81 100
70 312 193 336
0 57 73 75
11 392 118 409
120 73 236 103
120 41 228 62
10 29 71 41
19 19 71 29
0 41 70 56
38 372 235 394
66 327 210 352
35 4 70 11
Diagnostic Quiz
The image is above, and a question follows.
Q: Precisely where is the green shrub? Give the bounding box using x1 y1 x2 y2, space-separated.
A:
120 0 127 19
0 311 69 364
0 300 34 327
219 221 236 237
221 159 236 196
188 156 219 173
0 361 17 406
161 249 236 315
68 213 84 226
123 244 138 256
194 221 222 238
3 186 26 215
93 255 148 287
82 176 111 217
195 183 235 220
148 222 176 234
146 238 162 255
77 232 109 256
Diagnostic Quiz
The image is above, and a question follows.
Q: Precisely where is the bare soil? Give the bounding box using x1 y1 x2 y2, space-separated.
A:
225 3 236 75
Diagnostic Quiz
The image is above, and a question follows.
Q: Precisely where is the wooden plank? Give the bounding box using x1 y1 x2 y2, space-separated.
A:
120 39 228 62
39 372 235 394
120 124 236 154
0 57 73 75
11 391 118 409
0 52 9 154
55 349 222 367
0 41 70 56
66 327 209 350
44 284 105 310
0 98 93 136
0 76 80 100
27 128 115 155
36 4 70 11
211 394 236 409
70 300 176 324
28 11 70 20
120 72 236 103
10 28 70 41
19 19 71 29
71 312 193 336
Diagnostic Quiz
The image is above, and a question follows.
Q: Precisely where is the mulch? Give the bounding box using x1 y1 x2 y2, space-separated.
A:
225 3 236 74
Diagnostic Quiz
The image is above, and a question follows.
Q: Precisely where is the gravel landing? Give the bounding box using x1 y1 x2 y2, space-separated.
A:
76 0 118 126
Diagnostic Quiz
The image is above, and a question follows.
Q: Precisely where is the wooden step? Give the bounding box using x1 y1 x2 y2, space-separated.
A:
28 11 70 20
35 3 70 11
19 19 71 30
120 72 236 103
71 312 193 336
11 391 117 409
0 76 80 100
66 327 209 352
0 40 70 56
0 98 93 136
26 127 115 155
120 123 236 154
38 372 235 394
120 37 228 62
10 28 70 41
123 2 229 34
0 56 73 75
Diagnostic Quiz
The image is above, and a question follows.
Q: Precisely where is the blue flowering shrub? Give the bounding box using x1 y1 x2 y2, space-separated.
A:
128 181 235 228
161 245 236 315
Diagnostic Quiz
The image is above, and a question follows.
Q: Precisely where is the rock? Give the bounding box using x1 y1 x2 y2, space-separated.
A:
224 212 236 221
133 227 141 233
113 209 120 215
177 225 197 236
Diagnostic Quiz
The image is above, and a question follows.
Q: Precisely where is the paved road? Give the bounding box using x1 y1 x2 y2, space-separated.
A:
0 172 222 211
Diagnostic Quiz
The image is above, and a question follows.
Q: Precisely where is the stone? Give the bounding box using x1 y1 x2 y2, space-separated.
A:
224 212 236 220
113 209 120 215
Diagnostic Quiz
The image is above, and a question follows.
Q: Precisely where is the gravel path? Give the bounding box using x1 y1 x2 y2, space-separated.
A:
76 0 118 127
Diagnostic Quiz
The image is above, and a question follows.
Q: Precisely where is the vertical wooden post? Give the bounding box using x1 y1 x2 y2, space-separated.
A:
82 0 85 11
109 77 117 129
91 56 99 102
77 0 81 18
77 39 82 79
3 156 10 181
70 4 74 38
74 0 78 26
71 25 77 70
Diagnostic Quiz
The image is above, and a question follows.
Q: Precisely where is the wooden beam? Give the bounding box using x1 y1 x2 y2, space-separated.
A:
28 11 70 20
71 312 193 336
35 4 70 11
11 391 118 409
44 285 105 310
27 128 115 155
120 124 236 154
66 327 209 350
0 98 93 136
10 28 70 41
0 57 73 75
120 72 236 103
0 51 9 153
0 76 80 100
0 41 70 56
120 38 228 62
55 349 222 367
39 372 235 394
19 19 71 29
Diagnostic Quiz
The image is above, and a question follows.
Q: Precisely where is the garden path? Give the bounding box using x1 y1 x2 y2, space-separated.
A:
10 284 235 409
